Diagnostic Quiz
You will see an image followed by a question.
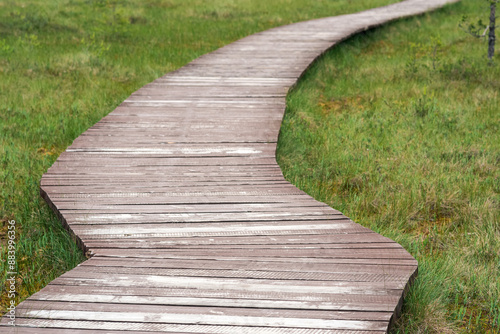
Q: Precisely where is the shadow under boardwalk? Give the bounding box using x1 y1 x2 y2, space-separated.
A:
2 0 459 332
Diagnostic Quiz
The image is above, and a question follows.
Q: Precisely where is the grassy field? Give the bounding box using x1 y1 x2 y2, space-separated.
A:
277 1 500 332
0 0 498 332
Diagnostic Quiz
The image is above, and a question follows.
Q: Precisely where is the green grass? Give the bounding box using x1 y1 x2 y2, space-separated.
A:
277 1 500 332
1 0 498 333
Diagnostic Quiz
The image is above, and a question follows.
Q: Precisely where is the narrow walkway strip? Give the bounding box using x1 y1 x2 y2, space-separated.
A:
2 0 459 332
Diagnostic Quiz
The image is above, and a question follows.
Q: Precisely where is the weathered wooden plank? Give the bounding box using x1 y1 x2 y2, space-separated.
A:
119 98 286 107
84 242 404 250
18 300 393 323
46 166 284 175
68 264 413 284
0 326 171 334
44 172 286 178
36 282 402 305
58 161 277 170
41 174 286 182
131 85 289 93
44 192 307 205
87 122 282 129
53 202 327 212
42 183 305 194
30 290 398 312
80 233 394 247
54 152 281 161
70 221 366 237
1 319 387 334
76 258 417 279
79 247 415 260
108 107 288 116
59 207 333 215
43 182 290 191
66 142 277 152
78 131 282 141
51 271 409 296
62 207 339 218
90 251 417 266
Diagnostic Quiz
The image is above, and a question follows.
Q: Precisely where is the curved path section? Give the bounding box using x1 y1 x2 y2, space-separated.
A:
3 0 458 332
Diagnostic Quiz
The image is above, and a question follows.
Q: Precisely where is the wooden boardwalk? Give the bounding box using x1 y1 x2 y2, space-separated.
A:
2 1 459 332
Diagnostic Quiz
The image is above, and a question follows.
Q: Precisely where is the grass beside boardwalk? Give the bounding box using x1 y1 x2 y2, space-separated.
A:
277 0 499 332
0 0 400 317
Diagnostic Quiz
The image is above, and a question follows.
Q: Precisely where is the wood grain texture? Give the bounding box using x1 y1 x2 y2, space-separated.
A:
1 0 459 332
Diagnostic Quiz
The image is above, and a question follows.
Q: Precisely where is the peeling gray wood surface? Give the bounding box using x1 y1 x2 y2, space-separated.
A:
2 0 459 332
